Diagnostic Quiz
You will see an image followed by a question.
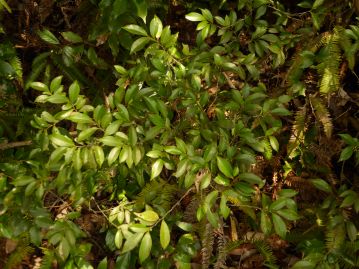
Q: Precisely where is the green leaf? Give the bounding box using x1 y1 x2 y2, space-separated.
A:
105 120 122 136
130 37 151 54
108 147 121 166
217 157 233 178
58 238 70 260
0 0 11 13
72 148 82 170
135 210 159 222
38 29 60 45
139 232 152 263
346 221 357 242
269 136 279 151
133 0 147 23
150 15 163 39
99 136 123 147
61 31 83 43
276 209 300 221
122 25 148 36
160 220 170 249
185 12 205 22
77 127 98 142
312 0 325 9
291 261 316 269
339 146 354 161
122 232 144 253
129 126 138 146
47 94 68 104
239 173 264 187
261 211 272 235
271 107 291 116
97 257 108 269
50 133 74 147
29 82 49 92
272 213 287 238
68 112 93 124
13 175 36 187
310 179 332 193
213 175 230 186
69 81 80 103
93 146 105 167
269 198 287 211
151 159 164 179
115 230 123 249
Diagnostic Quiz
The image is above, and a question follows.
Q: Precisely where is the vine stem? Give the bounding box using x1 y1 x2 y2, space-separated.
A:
0 140 32 150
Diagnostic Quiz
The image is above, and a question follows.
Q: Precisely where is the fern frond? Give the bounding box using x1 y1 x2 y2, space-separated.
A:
9 56 23 82
135 179 178 215
4 238 34 269
39 248 56 269
214 231 228 269
310 96 333 138
201 222 214 269
325 224 346 252
317 28 342 94
288 106 307 158
254 240 278 267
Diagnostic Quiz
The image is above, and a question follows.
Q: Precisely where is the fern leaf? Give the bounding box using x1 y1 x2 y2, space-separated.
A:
201 222 214 269
310 96 333 138
288 106 307 158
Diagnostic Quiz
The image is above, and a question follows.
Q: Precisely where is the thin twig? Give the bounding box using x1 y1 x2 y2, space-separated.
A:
0 140 32 150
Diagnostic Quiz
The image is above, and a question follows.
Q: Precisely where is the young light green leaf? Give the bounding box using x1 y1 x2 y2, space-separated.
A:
50 133 74 147
77 127 98 142
69 81 80 103
151 159 164 179
139 232 152 263
185 12 205 22
160 220 170 249
122 25 148 36
50 76 63 92
217 157 233 178
38 29 60 45
29 82 49 92
269 136 279 151
97 257 108 269
108 147 121 166
135 210 159 222
93 145 105 167
150 15 163 39
115 230 123 249
58 238 70 260
130 37 151 54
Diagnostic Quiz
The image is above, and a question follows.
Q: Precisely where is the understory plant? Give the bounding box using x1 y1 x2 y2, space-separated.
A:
0 0 358 268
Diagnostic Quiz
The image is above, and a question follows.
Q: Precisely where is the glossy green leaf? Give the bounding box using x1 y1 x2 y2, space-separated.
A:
269 136 279 151
130 37 151 54
99 136 123 147
151 159 164 179
68 112 93 124
160 220 170 249
239 173 264 187
150 15 163 39
69 81 80 103
139 232 152 263
123 25 148 36
185 12 205 22
339 146 354 161
217 157 233 178
30 82 49 92
108 147 121 166
50 133 74 147
77 127 98 142
97 257 108 269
